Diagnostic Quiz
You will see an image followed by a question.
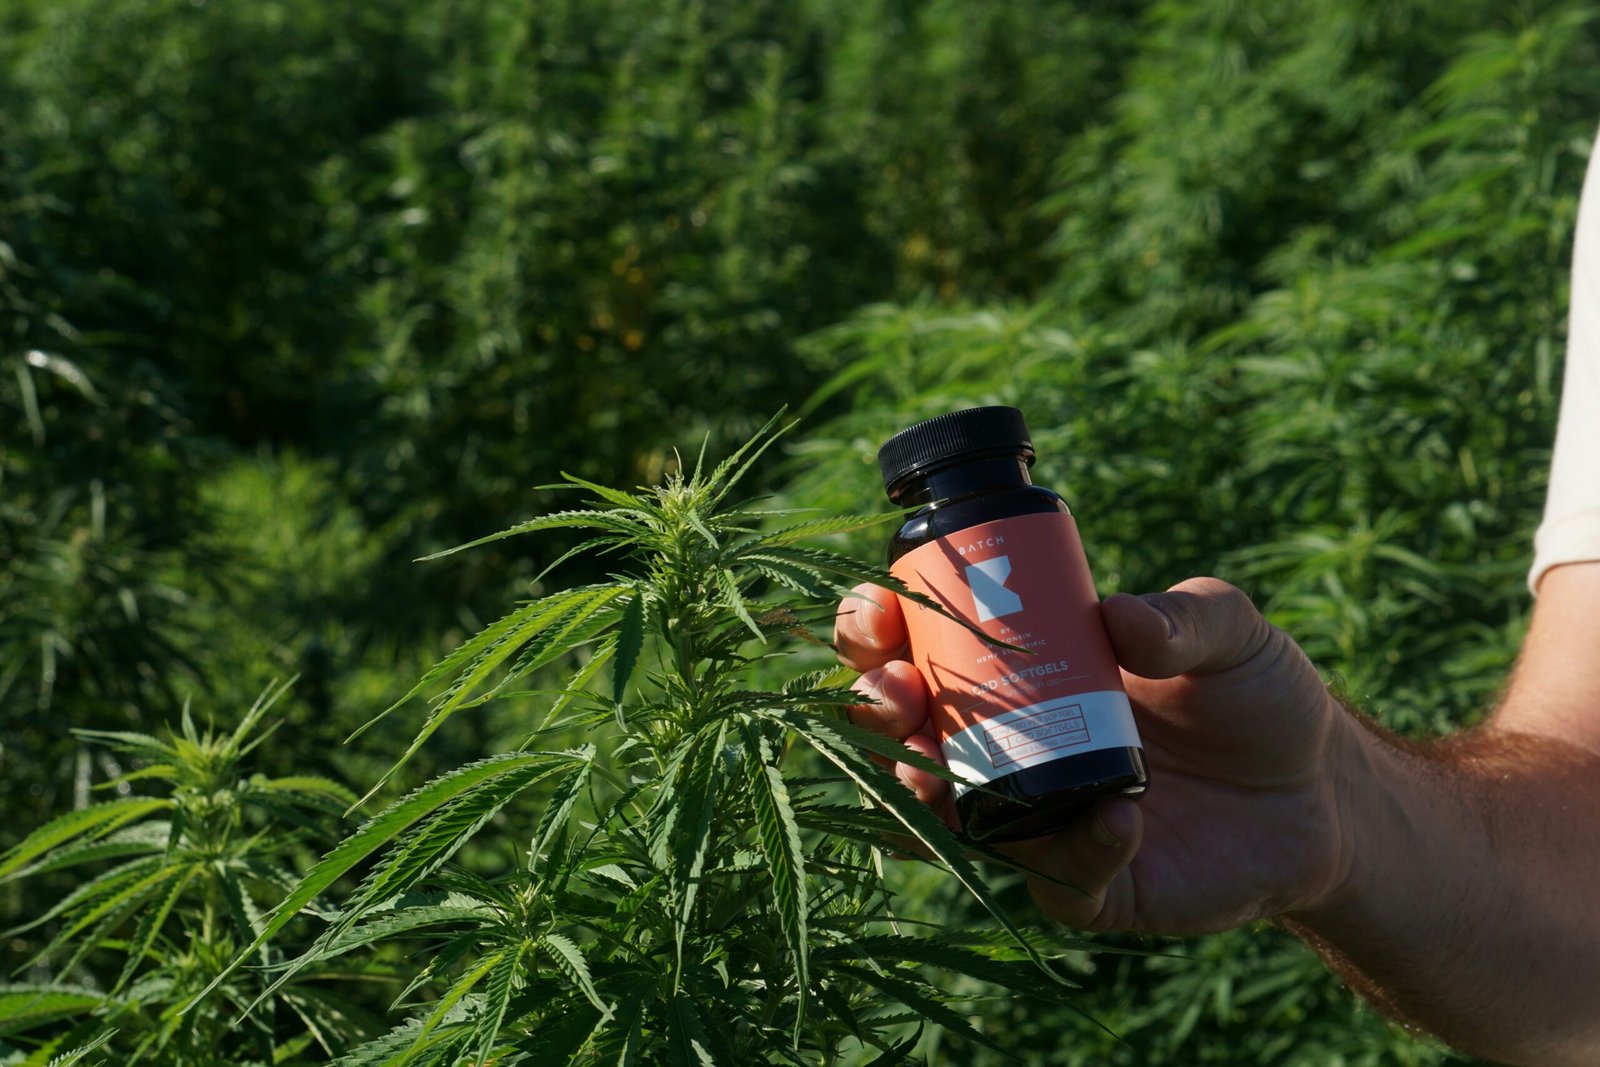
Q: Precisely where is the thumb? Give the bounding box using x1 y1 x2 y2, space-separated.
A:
1102 577 1274 679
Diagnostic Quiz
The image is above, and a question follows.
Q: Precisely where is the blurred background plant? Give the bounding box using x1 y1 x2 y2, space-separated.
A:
0 681 383 1065
4 0 1596 1061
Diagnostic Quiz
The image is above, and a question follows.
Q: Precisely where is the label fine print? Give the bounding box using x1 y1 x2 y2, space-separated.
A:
890 512 1141 795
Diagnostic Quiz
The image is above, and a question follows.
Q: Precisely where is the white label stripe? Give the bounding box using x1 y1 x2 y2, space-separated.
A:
942 690 1142 794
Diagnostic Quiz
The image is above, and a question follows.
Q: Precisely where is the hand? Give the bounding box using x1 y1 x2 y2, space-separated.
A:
833 577 1357 935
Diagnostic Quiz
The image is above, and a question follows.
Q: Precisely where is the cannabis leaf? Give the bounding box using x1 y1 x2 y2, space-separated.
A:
232 416 1096 1063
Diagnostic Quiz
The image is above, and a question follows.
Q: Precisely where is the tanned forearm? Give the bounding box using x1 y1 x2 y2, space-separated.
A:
1283 703 1600 1065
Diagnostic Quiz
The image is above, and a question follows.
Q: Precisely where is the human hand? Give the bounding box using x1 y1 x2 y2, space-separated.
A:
833 578 1356 935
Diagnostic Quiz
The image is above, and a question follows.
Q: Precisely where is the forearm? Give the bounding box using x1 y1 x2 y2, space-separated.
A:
1285 712 1600 1065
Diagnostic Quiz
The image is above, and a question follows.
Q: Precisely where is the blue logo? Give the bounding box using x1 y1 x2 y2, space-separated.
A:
965 556 1023 622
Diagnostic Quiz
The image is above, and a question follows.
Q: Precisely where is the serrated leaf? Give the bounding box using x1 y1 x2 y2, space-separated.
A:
539 933 609 1018
388 938 473 1017
493 590 629 700
44 1027 115 1067
0 986 107 1035
790 802 906 844
516 999 603 1064
751 546 1025 649
658 723 729 978
585 980 649 1067
187 752 576 1012
740 724 808 1043
716 567 764 640
6 855 165 937
278 992 341 1063
831 964 1015 1060
475 938 527 1063
666 994 717 1067
94 764 177 790
352 583 616 746
685 508 720 549
330 1002 473 1067
0 799 171 882
764 708 977 791
1 822 168 881
781 666 859 695
354 586 625 805
215 866 266 947
353 754 577 910
783 714 1063 984
248 753 579 1014
741 544 900 593
417 510 645 562
748 560 837 599
114 863 195 992
534 635 618 736
863 1025 923 1066
407 951 501 1063
231 675 295 746
532 534 632 586
316 900 493 963
817 934 1079 998
741 511 900 548
27 862 175 968
68 730 176 763
528 755 593 877
814 980 866 1046
551 472 651 511
611 593 645 720
701 410 791 509
329 1015 431 1067
251 775 359 808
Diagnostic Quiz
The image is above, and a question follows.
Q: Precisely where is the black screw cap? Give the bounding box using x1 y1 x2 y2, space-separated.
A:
878 406 1034 500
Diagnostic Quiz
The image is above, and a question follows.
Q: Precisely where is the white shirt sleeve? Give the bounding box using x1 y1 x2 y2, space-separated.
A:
1530 143 1600 592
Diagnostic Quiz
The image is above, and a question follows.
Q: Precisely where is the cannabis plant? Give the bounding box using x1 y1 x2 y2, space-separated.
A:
0 681 379 1066
204 421 1091 1064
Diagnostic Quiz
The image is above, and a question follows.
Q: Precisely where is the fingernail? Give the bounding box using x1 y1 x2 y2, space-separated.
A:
846 607 884 648
1139 594 1176 640
1090 807 1121 848
853 671 883 703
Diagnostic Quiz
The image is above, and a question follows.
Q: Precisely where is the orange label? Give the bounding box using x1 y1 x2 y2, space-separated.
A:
890 511 1139 788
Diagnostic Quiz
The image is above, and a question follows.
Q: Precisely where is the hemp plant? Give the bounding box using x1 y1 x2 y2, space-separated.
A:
204 419 1092 1064
0 680 378 1066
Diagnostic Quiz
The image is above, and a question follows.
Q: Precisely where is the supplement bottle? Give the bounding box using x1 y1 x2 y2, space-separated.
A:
878 406 1147 842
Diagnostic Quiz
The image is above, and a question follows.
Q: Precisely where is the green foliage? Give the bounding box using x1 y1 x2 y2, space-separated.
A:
795 0 1598 734
782 3 1600 1063
243 422 1096 1064
0 683 377 1065
3 0 1594 1061
0 349 212 840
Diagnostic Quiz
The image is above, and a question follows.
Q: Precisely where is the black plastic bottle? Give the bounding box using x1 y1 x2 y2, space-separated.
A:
879 406 1148 842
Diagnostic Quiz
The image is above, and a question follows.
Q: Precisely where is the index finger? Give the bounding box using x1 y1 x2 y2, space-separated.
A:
833 583 908 672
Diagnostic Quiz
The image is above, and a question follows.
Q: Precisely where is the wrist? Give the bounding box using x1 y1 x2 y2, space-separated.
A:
1280 698 1403 926
1279 701 1458 975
